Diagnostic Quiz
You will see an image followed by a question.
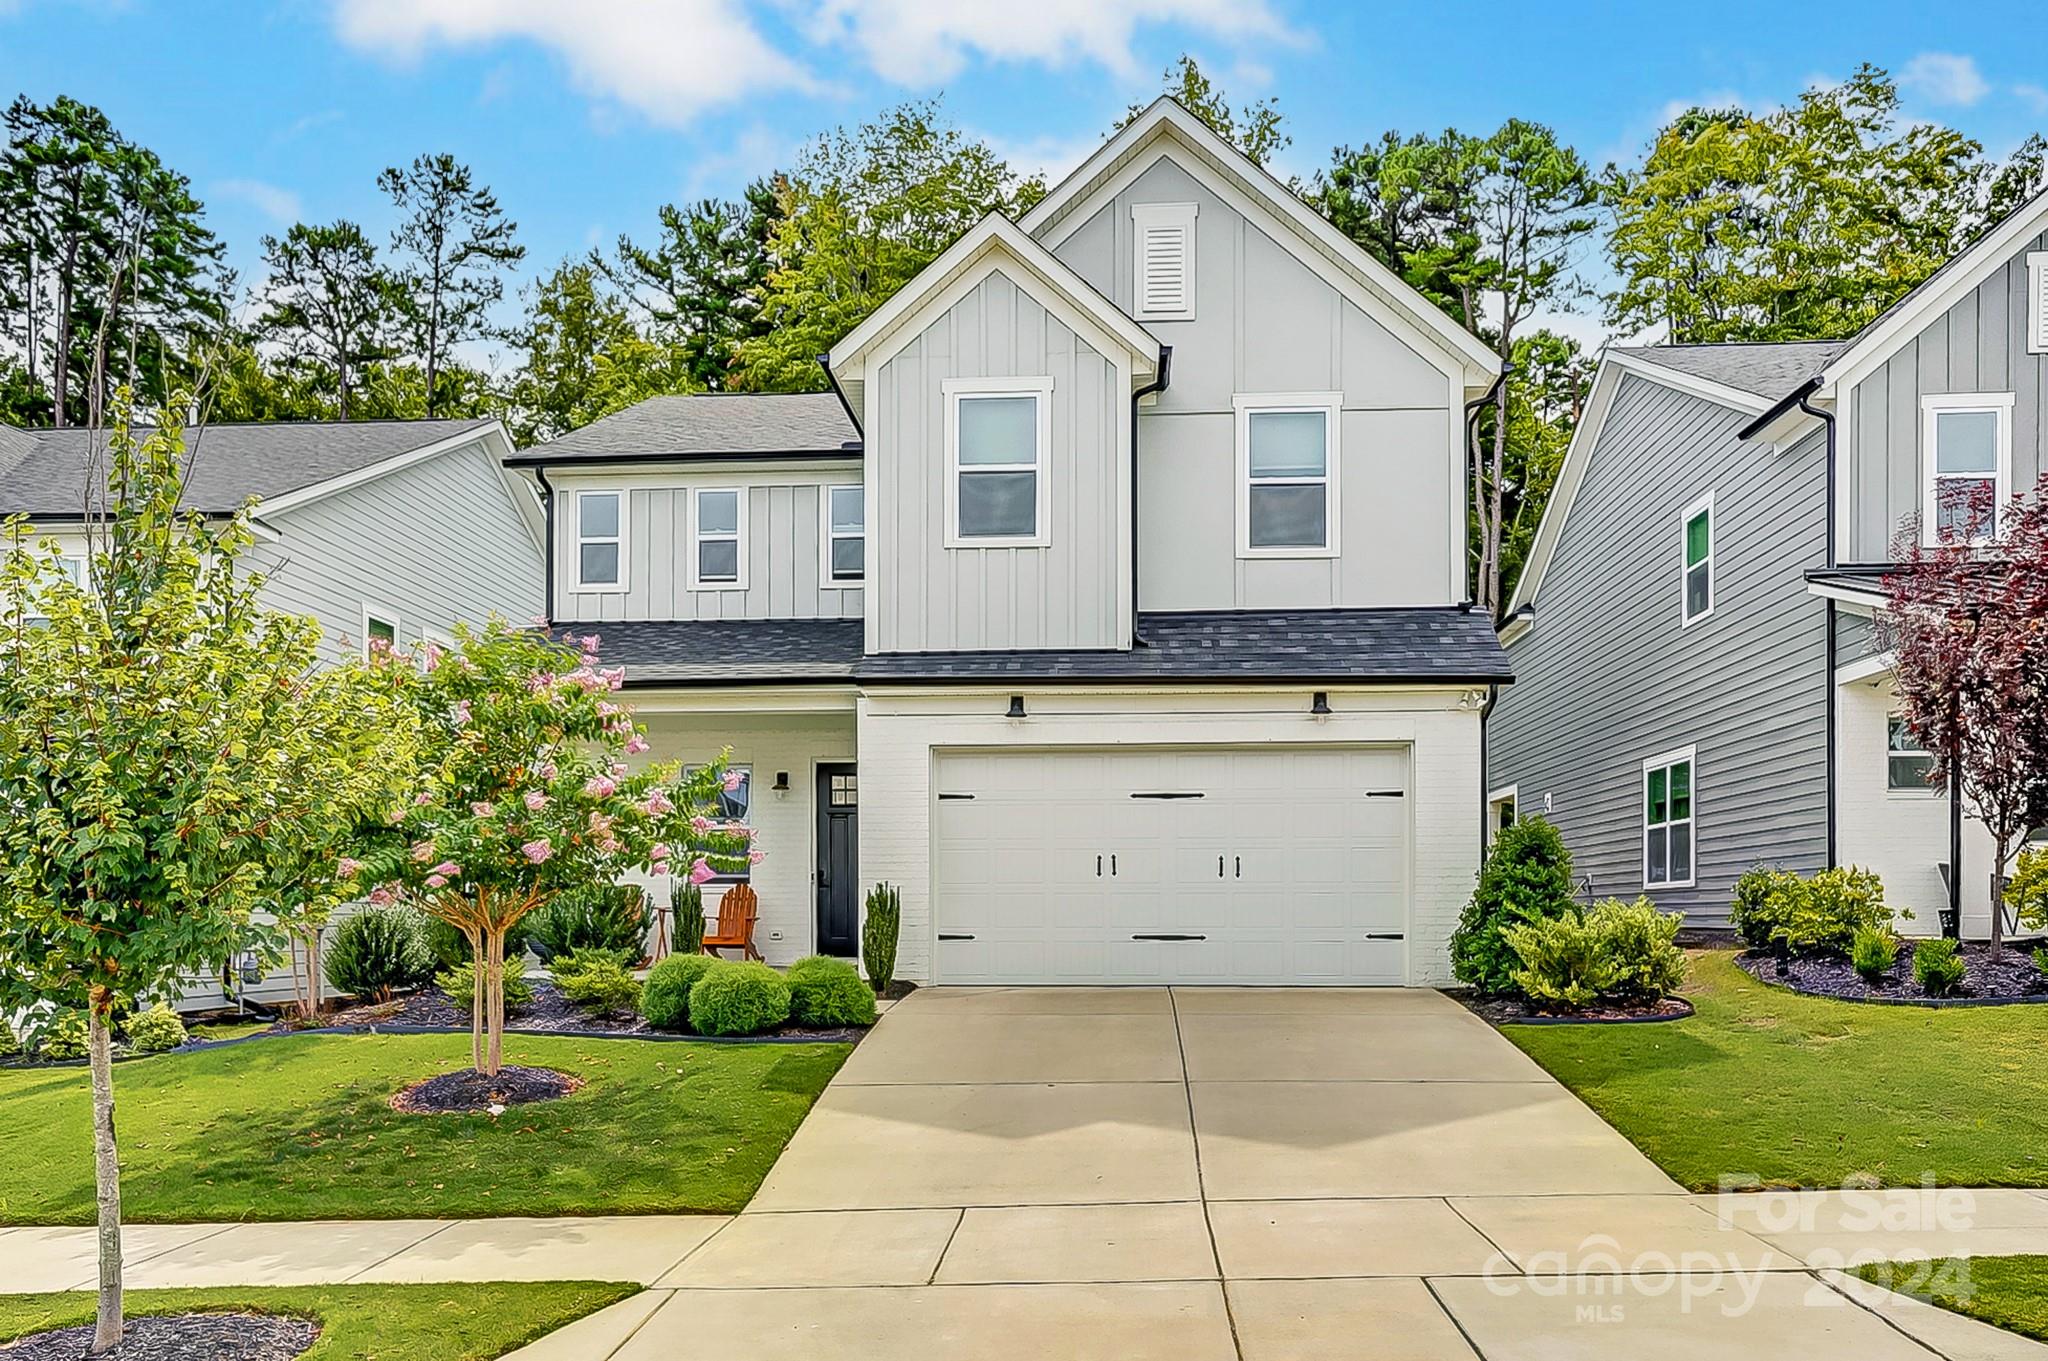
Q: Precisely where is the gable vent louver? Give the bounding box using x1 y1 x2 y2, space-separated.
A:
2029 252 2048 355
1132 202 1197 322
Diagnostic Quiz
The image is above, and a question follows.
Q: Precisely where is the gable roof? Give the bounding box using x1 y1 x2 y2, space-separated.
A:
1020 97 1501 385
506 392 859 468
1611 341 1846 401
0 417 498 517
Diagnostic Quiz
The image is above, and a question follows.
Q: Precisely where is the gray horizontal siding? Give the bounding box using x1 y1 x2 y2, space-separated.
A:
1488 375 1830 925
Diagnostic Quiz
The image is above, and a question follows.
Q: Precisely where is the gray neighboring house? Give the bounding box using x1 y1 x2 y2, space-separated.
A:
1489 188 2048 938
1 416 548 1004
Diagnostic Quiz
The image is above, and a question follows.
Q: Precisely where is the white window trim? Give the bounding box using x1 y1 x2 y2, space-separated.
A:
1920 392 2014 548
1235 392 1342 559
360 602 401 661
1680 490 1715 627
1642 743 1698 891
944 377 1053 549
572 489 627 593
1131 200 1198 322
2029 252 2047 355
1886 713 1939 798
687 486 749 592
1486 784 1518 846
819 483 865 589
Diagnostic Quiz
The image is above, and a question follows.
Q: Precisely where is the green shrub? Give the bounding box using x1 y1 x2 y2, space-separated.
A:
671 881 706 956
1852 927 1900 982
2034 945 2048 980
1731 865 1893 957
437 955 533 1014
1450 817 1578 995
0 1016 18 1058
553 955 642 1016
1730 865 1803 949
1588 896 1687 1001
1914 937 1967 997
642 954 721 1031
527 884 649 964
1501 911 1612 1010
124 1003 188 1053
324 903 435 1002
687 961 791 1036
2010 848 2048 931
786 956 877 1027
862 883 900 994
36 1011 89 1060
423 914 532 969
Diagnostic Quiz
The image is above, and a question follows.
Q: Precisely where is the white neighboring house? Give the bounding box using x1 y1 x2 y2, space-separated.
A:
0 416 548 1007
507 98 1511 987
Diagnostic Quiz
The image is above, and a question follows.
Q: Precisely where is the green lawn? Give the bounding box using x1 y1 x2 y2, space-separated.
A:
1503 951 2048 1190
0 1031 848 1224
0 1282 638 1359
1857 1256 2048 1342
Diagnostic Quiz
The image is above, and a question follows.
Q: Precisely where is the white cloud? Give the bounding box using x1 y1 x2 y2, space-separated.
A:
1900 52 1990 107
214 178 303 225
809 0 1291 85
330 0 816 127
2016 83 2048 115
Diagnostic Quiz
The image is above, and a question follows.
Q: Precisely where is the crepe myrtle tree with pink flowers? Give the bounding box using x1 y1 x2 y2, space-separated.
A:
355 620 754 1076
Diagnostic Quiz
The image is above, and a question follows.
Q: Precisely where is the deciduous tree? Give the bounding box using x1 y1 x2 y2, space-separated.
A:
1123 55 1289 166
506 258 689 444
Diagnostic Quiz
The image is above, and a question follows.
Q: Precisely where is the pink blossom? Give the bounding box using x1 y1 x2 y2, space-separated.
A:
690 815 713 833
414 792 432 806
530 613 549 626
536 761 558 781
596 701 619 717
583 774 618 798
625 736 650 755
524 790 548 811
425 873 448 890
597 835 621 853
521 839 553 865
586 811 614 836
650 842 671 863
337 857 362 878
748 848 768 865
609 761 627 777
723 769 744 794
452 699 472 726
368 886 396 907
688 858 717 886
642 790 674 817
471 801 496 819
410 841 435 863
424 644 443 672
430 860 461 877
580 634 600 653
385 807 405 825
600 667 625 691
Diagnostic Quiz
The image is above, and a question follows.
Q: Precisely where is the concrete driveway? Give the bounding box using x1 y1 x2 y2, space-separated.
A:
571 987 2048 1361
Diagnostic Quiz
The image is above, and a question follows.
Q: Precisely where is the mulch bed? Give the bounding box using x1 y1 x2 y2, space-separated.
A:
390 1064 584 1114
327 981 653 1035
1737 943 2048 1004
1454 991 1694 1025
2 1313 318 1360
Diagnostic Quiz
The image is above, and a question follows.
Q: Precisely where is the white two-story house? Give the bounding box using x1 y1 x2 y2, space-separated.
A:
509 99 1511 986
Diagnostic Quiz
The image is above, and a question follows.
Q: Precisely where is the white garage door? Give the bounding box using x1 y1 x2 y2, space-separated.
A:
933 746 1410 985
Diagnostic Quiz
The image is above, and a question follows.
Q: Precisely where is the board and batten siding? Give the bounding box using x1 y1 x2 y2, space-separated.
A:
868 269 1123 653
1844 226 2048 562
1487 375 1830 925
252 438 544 665
1047 151 1464 610
550 470 863 624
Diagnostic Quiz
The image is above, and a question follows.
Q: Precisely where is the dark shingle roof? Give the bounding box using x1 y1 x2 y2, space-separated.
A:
588 618 865 684
511 393 860 466
1613 341 1848 401
0 418 494 516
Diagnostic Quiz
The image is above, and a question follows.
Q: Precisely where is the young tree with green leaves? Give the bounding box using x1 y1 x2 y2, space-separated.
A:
608 178 781 389
256 219 393 420
357 622 754 1075
1123 55 1289 166
506 258 689 444
0 398 409 1353
379 154 524 416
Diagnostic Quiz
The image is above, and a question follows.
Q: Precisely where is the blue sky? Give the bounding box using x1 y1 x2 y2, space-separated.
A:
4 0 2046 357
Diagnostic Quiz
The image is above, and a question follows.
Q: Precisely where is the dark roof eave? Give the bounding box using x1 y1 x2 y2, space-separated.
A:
855 669 1513 686
506 444 862 470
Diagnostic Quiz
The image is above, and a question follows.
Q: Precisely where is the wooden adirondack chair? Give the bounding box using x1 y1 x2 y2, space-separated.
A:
702 884 763 962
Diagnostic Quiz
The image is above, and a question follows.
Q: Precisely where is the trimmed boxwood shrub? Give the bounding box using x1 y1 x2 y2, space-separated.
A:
124 1003 189 1053
642 954 721 1031
787 956 877 1027
527 884 649 964
1731 864 1893 956
1591 896 1686 1002
688 961 791 1037
1450 817 1577 995
552 951 642 1016
325 903 436 1002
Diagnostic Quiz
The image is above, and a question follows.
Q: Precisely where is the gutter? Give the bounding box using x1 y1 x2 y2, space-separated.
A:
534 464 556 629
1128 346 1173 648
819 353 862 437
1790 386 1840 871
1736 374 1822 443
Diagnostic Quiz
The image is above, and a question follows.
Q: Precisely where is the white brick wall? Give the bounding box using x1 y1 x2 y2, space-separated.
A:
857 686 1485 985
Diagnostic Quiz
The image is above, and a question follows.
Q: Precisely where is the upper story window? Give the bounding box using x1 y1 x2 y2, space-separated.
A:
1643 746 1696 890
1131 202 1197 322
1921 393 2013 546
361 604 398 661
1888 715 1936 793
574 490 624 591
822 484 864 585
690 487 746 590
1681 492 1714 625
1236 393 1341 558
945 378 1051 548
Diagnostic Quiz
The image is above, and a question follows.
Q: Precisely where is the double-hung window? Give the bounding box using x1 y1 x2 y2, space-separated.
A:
690 487 746 589
361 604 399 661
1921 393 2013 546
1681 493 1714 625
1643 746 1696 889
1236 394 1340 556
946 378 1050 547
1888 716 1937 793
685 763 752 880
822 484 864 585
574 490 624 591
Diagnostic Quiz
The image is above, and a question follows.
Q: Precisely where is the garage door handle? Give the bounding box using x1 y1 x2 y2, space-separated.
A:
1097 855 1103 877
1111 854 1117 876
1132 933 1206 942
1234 855 1241 878
939 933 976 941
1366 789 1405 799
1365 932 1405 941
1217 855 1224 878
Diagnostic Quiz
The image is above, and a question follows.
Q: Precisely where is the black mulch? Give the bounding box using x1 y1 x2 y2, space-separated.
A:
327 981 653 1035
1737 943 2048 1004
1453 991 1694 1025
390 1064 583 1114
2 1313 317 1360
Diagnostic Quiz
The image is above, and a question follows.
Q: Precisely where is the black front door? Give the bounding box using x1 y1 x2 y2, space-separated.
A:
815 763 859 956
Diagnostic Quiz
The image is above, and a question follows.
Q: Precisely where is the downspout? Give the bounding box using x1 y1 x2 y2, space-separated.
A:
1797 389 1839 869
1463 367 1510 613
1129 345 1172 648
1479 678 1501 850
534 464 556 629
